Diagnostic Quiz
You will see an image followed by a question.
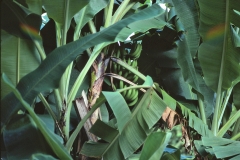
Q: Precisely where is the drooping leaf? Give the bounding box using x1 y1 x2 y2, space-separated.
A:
195 136 240 159
1 30 41 99
139 131 172 160
172 0 200 57
177 38 200 92
198 0 240 91
81 88 168 159
102 91 131 133
1 4 165 129
154 85 214 137
1 73 72 159
89 120 119 143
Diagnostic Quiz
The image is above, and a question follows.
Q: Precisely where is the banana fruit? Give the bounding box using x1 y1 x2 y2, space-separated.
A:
129 43 142 59
111 42 142 107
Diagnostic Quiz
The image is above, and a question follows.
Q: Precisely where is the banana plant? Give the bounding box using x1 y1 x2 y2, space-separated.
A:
1 0 240 159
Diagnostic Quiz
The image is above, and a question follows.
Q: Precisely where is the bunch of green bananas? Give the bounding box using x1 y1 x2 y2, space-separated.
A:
112 42 142 107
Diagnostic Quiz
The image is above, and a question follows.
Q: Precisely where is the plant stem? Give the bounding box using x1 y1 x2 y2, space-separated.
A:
197 94 207 124
117 85 149 93
104 0 114 28
66 43 106 139
73 8 86 41
218 86 233 128
112 0 130 24
38 93 65 139
232 117 240 137
211 0 230 136
217 110 240 137
34 40 47 60
88 19 97 34
17 38 20 84
111 57 146 81
54 89 63 118
116 2 136 22
65 95 106 152
231 131 240 140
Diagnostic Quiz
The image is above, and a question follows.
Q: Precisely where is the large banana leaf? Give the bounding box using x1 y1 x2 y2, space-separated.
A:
198 0 240 91
1 4 165 131
194 136 240 159
171 0 214 117
2 73 72 159
42 0 90 30
80 89 168 159
155 85 213 137
74 0 109 36
1 0 42 40
1 30 41 99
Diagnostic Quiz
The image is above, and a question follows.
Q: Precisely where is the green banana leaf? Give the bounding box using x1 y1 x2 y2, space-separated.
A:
198 0 240 91
25 0 42 15
80 89 168 159
155 85 213 137
194 136 240 159
139 131 172 160
172 0 200 57
102 91 131 133
74 0 109 38
1 0 42 40
1 4 165 131
42 0 90 30
2 73 72 159
3 114 57 159
1 30 41 99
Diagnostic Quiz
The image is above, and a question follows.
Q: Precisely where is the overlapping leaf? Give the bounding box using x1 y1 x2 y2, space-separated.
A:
1 30 41 99
74 0 109 37
198 0 240 91
42 0 90 29
1 4 165 131
155 85 213 137
195 136 240 159
80 89 168 159
139 131 172 160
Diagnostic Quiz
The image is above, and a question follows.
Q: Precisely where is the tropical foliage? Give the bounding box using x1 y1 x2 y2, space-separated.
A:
1 0 240 159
